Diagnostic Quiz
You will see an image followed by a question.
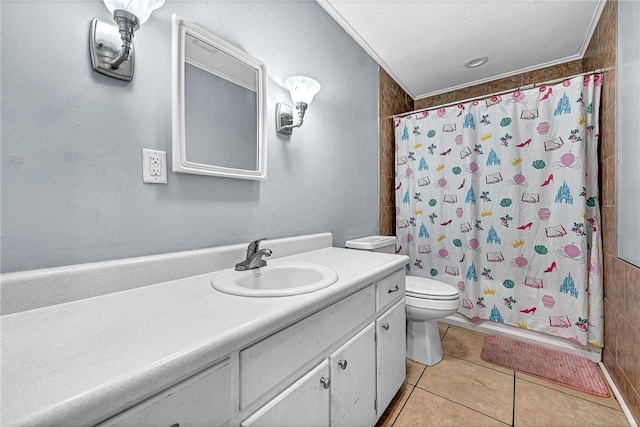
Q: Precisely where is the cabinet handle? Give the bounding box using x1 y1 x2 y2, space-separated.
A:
387 285 399 294
320 376 331 389
382 323 390 331
338 359 348 370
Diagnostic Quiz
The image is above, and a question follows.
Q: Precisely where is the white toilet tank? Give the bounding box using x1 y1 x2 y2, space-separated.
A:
345 235 397 254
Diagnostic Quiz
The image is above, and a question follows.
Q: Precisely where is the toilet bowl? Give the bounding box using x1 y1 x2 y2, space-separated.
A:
405 276 460 366
344 236 460 366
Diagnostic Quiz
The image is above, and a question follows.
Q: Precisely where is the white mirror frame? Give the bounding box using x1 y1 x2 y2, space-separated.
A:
171 15 267 180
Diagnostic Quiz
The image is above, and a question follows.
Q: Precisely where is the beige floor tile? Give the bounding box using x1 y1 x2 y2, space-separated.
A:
514 378 630 427
406 358 426 386
441 327 514 375
516 370 622 411
376 382 414 427
393 387 509 427
417 355 514 424
437 322 449 340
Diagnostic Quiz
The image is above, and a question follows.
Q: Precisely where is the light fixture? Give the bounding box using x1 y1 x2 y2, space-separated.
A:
90 0 165 81
464 56 489 68
276 76 321 135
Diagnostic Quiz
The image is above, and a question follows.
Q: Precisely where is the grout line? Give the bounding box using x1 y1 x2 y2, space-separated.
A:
439 324 449 341
441 353 515 377
413 363 514 425
419 388 511 426
605 102 615 114
599 153 616 163
515 373 624 412
416 365 427 385
407 363 428 388
389 383 417 427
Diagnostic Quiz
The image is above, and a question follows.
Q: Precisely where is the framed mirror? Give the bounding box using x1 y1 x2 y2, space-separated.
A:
172 15 267 180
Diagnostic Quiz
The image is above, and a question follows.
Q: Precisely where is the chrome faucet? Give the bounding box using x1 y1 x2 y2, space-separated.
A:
235 238 272 271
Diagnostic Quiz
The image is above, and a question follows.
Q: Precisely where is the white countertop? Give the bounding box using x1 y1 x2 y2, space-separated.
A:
1 247 408 426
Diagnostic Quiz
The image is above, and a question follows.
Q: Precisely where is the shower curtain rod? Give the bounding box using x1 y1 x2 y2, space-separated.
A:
391 68 605 119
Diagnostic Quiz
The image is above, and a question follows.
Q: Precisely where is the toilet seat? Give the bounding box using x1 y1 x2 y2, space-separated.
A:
406 294 460 310
405 276 460 300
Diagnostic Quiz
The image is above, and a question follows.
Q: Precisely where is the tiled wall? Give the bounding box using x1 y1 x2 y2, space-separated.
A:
378 1 639 421
379 69 414 236
583 0 640 421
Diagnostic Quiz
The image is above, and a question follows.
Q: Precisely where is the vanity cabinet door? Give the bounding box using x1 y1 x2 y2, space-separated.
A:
329 323 376 427
99 359 231 427
376 299 406 417
241 360 330 427
240 285 374 409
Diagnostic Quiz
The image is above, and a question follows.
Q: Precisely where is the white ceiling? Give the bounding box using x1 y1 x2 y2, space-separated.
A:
318 0 605 99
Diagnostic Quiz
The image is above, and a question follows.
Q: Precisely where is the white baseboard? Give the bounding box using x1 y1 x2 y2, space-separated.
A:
599 362 639 427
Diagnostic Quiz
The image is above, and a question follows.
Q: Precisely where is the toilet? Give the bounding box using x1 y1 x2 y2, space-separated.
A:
345 235 460 366
405 276 460 366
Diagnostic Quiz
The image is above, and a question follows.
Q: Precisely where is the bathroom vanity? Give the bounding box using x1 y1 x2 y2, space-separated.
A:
0 234 408 426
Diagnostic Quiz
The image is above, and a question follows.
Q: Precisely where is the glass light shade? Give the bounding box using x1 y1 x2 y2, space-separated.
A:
284 76 321 106
103 0 165 25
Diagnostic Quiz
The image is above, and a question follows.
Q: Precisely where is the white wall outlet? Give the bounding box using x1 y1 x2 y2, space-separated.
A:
142 149 167 184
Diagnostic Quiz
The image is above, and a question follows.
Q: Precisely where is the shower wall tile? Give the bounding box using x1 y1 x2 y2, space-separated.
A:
623 261 640 330
604 254 624 307
380 175 395 207
601 155 616 207
601 206 617 257
414 60 584 112
621 383 640 425
452 79 497 101
482 75 523 97
602 299 617 364
379 206 396 237
380 136 395 178
602 1 618 67
379 68 413 236
600 105 616 161
602 69 616 114
519 60 583 86
616 314 640 393
414 92 457 111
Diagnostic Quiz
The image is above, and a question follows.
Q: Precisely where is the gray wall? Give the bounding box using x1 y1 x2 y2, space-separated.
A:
0 1 380 273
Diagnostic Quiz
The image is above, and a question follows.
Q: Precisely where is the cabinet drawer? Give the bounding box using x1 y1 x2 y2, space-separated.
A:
375 270 405 311
99 359 231 427
240 285 375 409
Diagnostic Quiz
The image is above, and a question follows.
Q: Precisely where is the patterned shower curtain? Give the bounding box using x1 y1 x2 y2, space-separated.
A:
395 74 603 347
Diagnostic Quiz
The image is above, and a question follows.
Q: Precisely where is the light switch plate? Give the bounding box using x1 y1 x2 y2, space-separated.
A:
142 149 167 184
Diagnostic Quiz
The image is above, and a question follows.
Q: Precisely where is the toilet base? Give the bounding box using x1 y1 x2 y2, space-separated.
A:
407 318 443 366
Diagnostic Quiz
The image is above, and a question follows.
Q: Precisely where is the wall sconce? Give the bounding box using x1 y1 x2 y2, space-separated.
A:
276 76 321 135
90 0 165 81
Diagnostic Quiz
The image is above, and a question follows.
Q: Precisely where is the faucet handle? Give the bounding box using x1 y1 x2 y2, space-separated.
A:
247 238 268 256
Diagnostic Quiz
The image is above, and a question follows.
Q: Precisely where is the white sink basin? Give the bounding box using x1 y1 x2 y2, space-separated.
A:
212 261 339 297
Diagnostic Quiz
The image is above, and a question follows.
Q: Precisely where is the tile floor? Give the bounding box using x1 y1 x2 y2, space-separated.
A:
376 323 631 427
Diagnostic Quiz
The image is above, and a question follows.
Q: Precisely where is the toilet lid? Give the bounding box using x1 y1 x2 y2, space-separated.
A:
406 276 459 300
